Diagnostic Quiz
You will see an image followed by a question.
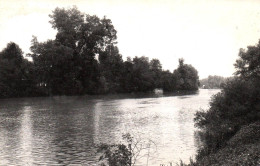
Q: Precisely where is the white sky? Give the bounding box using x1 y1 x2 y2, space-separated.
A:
1 0 260 79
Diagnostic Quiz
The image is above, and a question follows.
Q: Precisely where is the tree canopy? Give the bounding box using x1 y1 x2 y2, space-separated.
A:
234 41 260 80
0 42 37 98
0 6 200 98
173 58 199 90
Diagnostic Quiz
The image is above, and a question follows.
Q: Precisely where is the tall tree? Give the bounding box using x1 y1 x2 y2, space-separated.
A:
31 6 118 95
160 70 175 91
99 45 124 93
149 59 163 88
234 42 260 80
131 56 155 92
120 57 135 93
30 38 76 95
173 58 199 90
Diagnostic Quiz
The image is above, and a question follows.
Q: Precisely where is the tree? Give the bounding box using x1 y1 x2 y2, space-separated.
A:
99 45 124 93
30 6 119 95
149 59 163 88
49 6 84 49
173 58 199 90
0 42 35 98
234 41 260 80
200 75 228 89
120 57 135 93
50 7 117 94
30 38 77 95
160 70 175 91
131 56 155 92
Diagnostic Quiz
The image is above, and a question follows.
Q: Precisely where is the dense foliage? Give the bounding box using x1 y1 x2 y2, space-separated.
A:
0 7 199 98
194 39 260 163
0 42 40 98
184 122 260 166
173 58 199 91
200 75 228 89
98 134 132 166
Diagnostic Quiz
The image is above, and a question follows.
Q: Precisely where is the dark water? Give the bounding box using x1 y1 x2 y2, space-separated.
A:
0 89 220 166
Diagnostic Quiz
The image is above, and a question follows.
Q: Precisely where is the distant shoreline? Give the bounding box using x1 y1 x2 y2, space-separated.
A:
0 89 212 100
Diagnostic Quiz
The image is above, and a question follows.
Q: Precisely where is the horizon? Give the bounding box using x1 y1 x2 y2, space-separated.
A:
1 0 260 79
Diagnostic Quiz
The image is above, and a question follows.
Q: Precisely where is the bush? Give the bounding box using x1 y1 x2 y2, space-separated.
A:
194 39 260 160
98 133 157 166
194 77 260 158
194 122 260 166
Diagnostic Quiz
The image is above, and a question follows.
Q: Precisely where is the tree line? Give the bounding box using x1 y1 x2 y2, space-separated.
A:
0 7 199 98
200 75 229 89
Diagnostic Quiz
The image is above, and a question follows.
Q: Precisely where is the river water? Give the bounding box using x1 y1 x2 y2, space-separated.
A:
0 89 220 166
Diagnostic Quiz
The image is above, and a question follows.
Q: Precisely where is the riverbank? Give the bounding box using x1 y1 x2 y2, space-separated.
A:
180 121 260 166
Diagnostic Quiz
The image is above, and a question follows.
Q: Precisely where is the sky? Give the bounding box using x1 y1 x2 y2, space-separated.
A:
1 0 260 79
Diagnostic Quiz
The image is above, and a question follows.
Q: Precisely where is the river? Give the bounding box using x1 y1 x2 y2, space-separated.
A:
0 89 220 166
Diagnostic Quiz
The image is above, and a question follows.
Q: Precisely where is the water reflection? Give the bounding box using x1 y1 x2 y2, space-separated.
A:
0 89 220 165
19 106 34 165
